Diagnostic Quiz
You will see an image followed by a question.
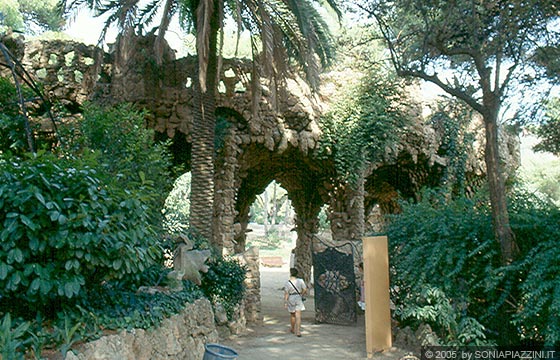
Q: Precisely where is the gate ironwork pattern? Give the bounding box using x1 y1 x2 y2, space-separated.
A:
312 242 356 325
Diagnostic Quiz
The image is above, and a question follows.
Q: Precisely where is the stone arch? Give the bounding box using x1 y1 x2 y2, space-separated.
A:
364 151 445 217
232 143 330 284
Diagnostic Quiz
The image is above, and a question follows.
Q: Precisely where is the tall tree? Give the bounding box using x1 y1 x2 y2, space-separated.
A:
356 0 560 263
61 0 339 249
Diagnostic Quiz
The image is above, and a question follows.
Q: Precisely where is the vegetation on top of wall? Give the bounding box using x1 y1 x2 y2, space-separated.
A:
316 68 409 187
386 188 560 346
201 256 247 320
428 98 480 196
59 103 177 220
78 266 205 331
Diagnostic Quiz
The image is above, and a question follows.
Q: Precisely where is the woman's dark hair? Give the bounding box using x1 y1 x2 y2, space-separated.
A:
290 267 298 277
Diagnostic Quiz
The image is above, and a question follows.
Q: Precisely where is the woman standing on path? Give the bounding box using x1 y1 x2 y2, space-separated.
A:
284 267 307 337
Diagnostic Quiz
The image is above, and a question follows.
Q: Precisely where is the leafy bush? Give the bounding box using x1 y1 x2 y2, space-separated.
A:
0 153 164 315
316 70 408 185
508 191 560 345
0 98 215 356
78 104 172 185
387 190 497 345
0 103 180 319
79 265 204 331
201 256 247 319
0 77 39 156
514 241 560 345
60 103 176 223
387 188 560 345
399 287 490 345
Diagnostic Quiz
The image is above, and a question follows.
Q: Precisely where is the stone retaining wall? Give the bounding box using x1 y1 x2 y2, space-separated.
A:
66 298 219 360
65 247 260 359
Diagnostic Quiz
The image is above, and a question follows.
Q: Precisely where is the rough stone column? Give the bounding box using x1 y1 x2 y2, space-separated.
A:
328 175 365 243
213 126 240 254
237 246 262 323
294 213 319 286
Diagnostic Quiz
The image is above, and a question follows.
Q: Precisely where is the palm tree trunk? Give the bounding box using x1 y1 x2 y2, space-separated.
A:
190 0 220 247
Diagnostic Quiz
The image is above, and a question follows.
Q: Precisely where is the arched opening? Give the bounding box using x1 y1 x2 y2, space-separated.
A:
246 180 296 258
242 179 320 333
162 171 191 236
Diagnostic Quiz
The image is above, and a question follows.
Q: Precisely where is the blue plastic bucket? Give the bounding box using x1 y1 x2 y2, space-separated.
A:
203 343 239 360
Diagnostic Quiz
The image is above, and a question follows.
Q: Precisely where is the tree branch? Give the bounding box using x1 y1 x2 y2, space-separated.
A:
374 15 484 113
398 68 484 114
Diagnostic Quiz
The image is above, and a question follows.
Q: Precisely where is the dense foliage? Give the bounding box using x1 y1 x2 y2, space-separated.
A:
317 69 408 186
79 266 205 331
0 266 206 358
201 256 247 319
0 100 247 356
0 0 64 34
428 98 480 195
60 103 176 218
0 153 164 314
0 77 38 156
0 102 175 320
387 189 560 346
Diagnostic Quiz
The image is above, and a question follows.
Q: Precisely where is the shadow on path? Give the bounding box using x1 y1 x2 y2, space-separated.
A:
221 265 409 360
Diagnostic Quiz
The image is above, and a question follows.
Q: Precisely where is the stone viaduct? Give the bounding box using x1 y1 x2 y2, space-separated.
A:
8 32 502 287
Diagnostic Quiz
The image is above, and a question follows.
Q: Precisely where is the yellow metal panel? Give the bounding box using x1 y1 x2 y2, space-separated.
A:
362 236 392 357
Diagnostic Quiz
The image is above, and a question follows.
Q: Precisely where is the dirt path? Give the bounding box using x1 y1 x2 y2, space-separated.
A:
220 265 410 360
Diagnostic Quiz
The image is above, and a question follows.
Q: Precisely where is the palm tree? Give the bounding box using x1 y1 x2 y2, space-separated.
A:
61 0 340 250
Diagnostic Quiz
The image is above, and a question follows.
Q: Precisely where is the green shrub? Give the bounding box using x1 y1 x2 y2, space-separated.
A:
0 102 198 356
508 191 560 345
387 190 497 345
398 286 490 345
386 188 560 345
0 153 164 315
78 103 172 187
79 265 205 331
60 103 176 222
201 256 247 319
0 77 39 156
515 242 560 345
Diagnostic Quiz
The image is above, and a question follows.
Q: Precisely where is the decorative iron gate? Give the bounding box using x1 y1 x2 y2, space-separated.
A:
312 241 357 325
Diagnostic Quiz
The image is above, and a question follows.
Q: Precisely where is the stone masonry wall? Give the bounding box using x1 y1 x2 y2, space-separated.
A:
64 246 260 359
66 299 218 360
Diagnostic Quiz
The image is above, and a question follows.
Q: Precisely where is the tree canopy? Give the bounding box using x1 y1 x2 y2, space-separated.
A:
356 0 560 263
0 0 64 34
534 98 560 156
